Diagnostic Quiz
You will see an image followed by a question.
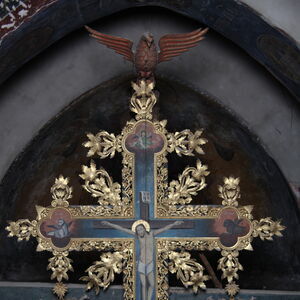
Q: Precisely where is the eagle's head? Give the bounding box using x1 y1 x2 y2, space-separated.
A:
142 32 154 47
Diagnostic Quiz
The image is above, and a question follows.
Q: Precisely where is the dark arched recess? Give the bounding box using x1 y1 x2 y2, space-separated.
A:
0 76 299 290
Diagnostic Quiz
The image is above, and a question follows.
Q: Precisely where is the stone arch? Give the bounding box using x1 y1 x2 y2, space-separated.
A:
1 0 300 102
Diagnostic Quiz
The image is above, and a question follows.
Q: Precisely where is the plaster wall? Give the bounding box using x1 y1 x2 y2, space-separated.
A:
242 0 300 42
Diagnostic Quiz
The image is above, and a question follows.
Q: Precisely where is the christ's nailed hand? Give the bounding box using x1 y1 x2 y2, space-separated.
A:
101 221 110 226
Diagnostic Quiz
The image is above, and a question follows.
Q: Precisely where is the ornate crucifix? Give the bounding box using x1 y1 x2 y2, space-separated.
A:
6 80 285 300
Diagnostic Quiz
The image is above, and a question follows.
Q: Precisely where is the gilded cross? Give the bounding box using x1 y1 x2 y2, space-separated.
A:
6 81 285 300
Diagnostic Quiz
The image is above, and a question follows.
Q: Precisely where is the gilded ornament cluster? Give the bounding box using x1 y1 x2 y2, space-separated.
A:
80 161 122 209
168 159 209 206
167 129 207 156
80 251 129 294
167 251 209 293
130 81 157 120
51 175 72 207
6 80 285 300
218 177 241 207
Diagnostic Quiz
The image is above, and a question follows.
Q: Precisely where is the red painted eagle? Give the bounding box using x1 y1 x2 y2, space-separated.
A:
85 26 208 81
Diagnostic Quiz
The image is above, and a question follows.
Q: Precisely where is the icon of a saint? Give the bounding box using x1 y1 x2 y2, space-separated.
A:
47 219 72 239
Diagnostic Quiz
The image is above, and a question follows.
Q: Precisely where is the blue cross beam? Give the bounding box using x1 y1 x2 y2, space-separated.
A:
6 175 284 300
6 81 285 300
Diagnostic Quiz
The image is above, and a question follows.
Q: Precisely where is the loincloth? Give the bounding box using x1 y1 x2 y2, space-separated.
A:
138 261 154 275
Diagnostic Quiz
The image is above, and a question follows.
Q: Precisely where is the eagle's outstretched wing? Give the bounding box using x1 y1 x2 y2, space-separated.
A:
158 28 208 63
85 26 134 62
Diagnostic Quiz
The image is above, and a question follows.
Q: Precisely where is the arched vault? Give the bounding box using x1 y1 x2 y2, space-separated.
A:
1 0 300 103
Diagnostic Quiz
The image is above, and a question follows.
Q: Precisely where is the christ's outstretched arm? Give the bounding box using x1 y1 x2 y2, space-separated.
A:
101 221 135 235
153 220 184 236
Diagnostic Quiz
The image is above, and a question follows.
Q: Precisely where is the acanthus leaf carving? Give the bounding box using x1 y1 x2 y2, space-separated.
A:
83 131 122 159
80 160 122 208
51 175 72 207
167 129 207 157
80 251 125 294
130 80 157 120
168 159 209 206
167 251 209 293
218 177 241 207
6 219 37 241
252 218 285 241
48 250 73 282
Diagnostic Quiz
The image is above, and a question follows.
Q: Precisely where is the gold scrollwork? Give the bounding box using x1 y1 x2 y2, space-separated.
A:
130 80 157 120
83 131 122 159
78 240 134 300
78 206 122 217
121 153 134 218
168 251 209 293
80 251 125 293
156 249 169 300
168 160 209 206
218 250 242 283
51 175 72 208
237 205 253 220
167 129 207 157
157 239 219 300
157 239 220 253
252 217 285 241
218 250 242 299
6 219 37 241
47 251 73 300
48 250 73 282
218 177 241 207
80 161 122 207
53 282 68 300
165 205 220 218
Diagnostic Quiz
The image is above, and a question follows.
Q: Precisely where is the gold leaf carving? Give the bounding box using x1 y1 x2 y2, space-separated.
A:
167 129 207 156
80 251 125 294
218 177 240 207
252 218 285 240
48 251 73 282
121 153 134 217
168 251 209 293
156 240 219 300
80 161 121 207
83 131 122 158
225 282 240 300
218 250 243 283
78 241 134 299
53 282 68 300
168 160 209 205
51 175 72 207
6 219 37 241
130 80 156 120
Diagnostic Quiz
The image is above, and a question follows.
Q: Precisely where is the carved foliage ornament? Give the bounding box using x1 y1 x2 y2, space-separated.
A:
6 80 285 300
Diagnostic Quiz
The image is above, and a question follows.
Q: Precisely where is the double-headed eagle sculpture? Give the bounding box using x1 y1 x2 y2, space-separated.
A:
85 26 208 82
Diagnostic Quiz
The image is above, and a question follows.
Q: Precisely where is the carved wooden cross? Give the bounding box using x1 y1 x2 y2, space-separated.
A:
6 81 284 300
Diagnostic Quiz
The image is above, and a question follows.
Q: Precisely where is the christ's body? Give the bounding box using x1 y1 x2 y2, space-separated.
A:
102 220 183 300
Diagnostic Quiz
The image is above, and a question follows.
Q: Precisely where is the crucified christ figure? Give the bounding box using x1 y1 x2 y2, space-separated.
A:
102 219 183 300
